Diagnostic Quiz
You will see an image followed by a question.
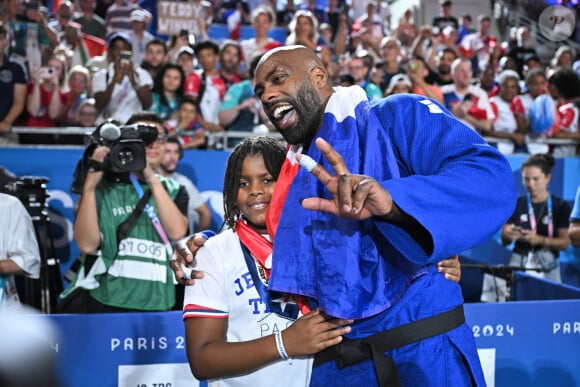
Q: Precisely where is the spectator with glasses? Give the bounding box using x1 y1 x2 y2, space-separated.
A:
57 112 189 313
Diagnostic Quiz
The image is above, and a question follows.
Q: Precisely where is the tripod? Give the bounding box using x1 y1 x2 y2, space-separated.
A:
11 177 63 313
463 263 550 301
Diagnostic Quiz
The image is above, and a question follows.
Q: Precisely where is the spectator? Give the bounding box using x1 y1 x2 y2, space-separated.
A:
441 57 495 133
547 67 580 156
482 153 571 302
276 0 298 27
58 112 188 312
478 63 498 97
218 40 245 89
458 14 497 76
522 53 543 79
456 14 474 44
3 0 58 74
323 0 344 43
150 63 185 121
60 65 91 128
411 25 445 72
75 98 98 128
407 56 444 104
512 68 549 155
377 37 406 92
48 1 74 38
488 70 528 154
164 97 207 150
391 9 419 50
240 5 279 69
104 0 140 36
286 10 334 78
431 46 457 86
174 46 195 75
0 192 40 312
385 73 412 96
74 0 106 40
187 0 213 42
348 53 382 100
299 0 325 24
506 26 537 77
0 23 27 145
219 0 251 26
188 40 224 129
159 136 211 233
352 1 386 45
21 55 68 144
550 45 575 70
431 0 458 31
218 53 272 146
128 9 154 66
141 38 168 80
92 32 153 124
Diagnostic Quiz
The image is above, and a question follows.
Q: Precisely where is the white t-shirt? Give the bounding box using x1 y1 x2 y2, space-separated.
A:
0 194 40 312
92 63 153 124
183 229 313 387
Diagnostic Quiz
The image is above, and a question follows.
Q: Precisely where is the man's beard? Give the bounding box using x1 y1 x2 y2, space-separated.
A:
439 66 451 75
279 82 324 146
160 163 176 175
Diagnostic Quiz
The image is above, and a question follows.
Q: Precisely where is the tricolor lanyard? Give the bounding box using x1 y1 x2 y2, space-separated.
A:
129 173 173 256
240 243 301 321
527 194 553 238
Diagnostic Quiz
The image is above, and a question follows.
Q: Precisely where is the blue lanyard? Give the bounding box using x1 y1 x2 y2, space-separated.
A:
240 242 300 321
526 193 553 238
129 173 172 256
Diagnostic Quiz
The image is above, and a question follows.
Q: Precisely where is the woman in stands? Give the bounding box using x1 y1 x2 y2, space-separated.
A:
150 63 185 121
21 54 68 144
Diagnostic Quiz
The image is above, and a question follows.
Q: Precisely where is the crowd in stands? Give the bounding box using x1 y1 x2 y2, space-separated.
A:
0 0 579 155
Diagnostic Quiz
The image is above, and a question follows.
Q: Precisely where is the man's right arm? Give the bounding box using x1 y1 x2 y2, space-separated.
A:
74 147 109 253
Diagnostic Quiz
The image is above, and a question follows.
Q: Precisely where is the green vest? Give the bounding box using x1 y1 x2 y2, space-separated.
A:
88 176 182 311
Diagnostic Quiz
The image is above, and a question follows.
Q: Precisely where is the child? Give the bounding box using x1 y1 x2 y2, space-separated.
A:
165 97 206 149
182 136 352 386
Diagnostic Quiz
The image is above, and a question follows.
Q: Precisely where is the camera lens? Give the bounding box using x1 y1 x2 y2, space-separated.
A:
117 147 136 166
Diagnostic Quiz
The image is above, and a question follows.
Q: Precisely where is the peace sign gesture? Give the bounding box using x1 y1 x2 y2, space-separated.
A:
297 138 395 220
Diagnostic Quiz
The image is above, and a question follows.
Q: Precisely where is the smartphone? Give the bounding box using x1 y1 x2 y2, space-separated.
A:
179 29 189 37
38 66 55 79
120 50 132 65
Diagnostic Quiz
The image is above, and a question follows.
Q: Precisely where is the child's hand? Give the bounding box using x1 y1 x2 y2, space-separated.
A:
281 308 352 356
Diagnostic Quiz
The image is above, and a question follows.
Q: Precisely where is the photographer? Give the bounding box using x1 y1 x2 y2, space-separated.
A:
92 32 152 124
59 112 188 313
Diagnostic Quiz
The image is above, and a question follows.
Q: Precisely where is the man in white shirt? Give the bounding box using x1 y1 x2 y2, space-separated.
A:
92 31 152 123
0 192 40 312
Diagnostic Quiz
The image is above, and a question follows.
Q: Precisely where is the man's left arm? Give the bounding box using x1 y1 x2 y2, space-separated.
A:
375 95 517 263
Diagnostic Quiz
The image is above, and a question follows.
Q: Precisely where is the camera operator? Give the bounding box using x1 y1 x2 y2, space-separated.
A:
59 112 188 313
93 32 152 124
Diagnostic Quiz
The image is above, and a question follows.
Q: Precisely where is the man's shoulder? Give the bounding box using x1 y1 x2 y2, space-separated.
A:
2 58 27 79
